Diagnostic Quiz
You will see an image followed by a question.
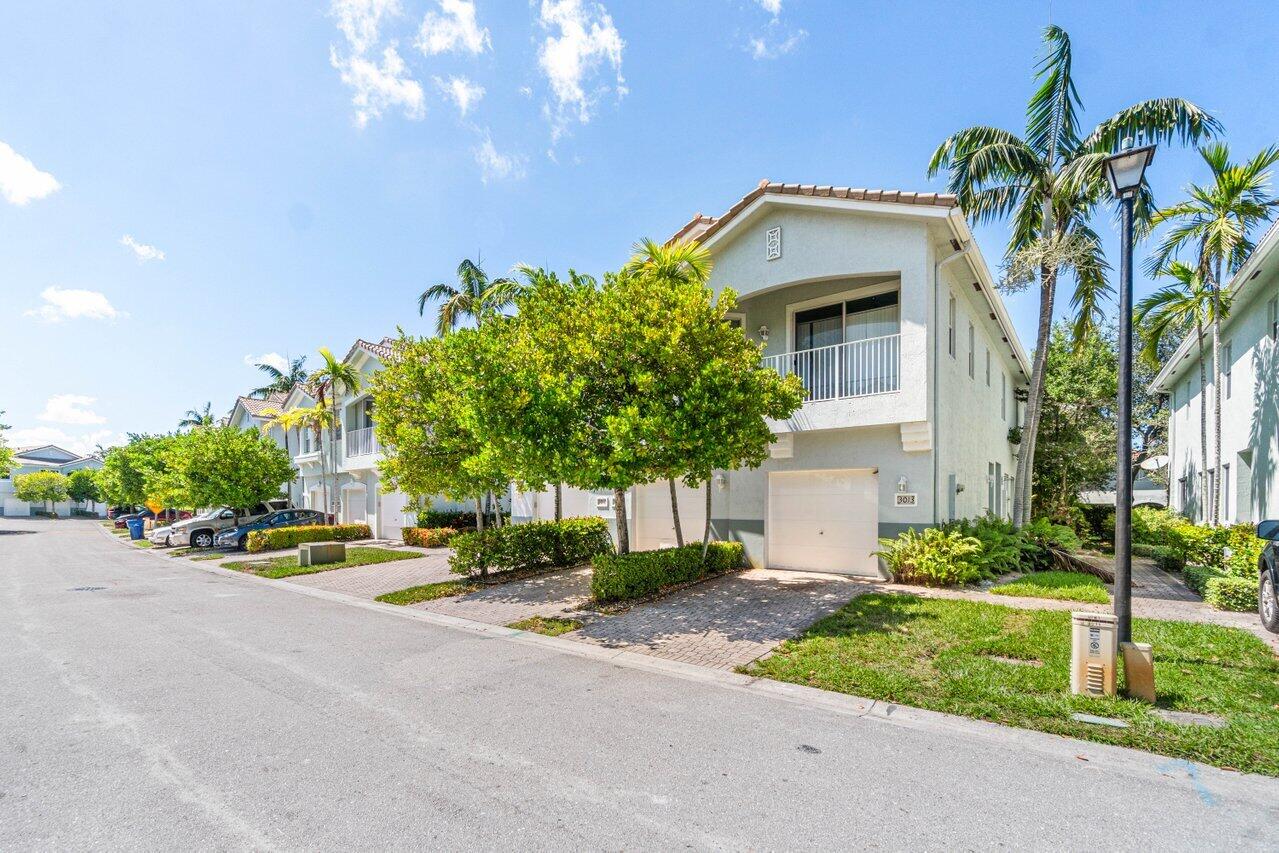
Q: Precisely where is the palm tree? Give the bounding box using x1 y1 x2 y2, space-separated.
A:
1136 262 1226 519
178 402 215 430
623 239 717 549
309 348 362 521
1144 143 1279 524
418 257 516 336
928 25 1218 526
263 404 334 520
251 355 308 399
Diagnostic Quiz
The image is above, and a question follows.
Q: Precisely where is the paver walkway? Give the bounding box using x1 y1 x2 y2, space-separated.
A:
411 567 593 624
570 569 863 670
283 550 453 599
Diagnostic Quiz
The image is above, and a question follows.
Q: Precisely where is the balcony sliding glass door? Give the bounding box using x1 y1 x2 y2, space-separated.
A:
787 290 900 401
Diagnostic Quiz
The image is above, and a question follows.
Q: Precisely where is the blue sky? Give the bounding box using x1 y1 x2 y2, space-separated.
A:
2 0 1276 454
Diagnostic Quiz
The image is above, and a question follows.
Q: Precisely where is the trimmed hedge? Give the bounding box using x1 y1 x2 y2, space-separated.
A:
591 542 744 603
448 517 613 577
420 509 480 529
1182 563 1220 597
1204 575 1260 612
401 526 457 548
1131 543 1185 573
246 523 371 553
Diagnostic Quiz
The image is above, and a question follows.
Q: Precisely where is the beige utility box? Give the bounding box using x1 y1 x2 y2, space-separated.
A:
1070 611 1117 697
299 541 346 567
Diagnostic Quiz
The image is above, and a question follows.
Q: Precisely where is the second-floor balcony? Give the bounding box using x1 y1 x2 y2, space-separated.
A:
345 425 379 458
762 333 901 402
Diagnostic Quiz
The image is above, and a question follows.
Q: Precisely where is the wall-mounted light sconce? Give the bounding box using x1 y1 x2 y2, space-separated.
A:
955 483 966 495
897 475 909 493
758 324 770 344
714 473 728 491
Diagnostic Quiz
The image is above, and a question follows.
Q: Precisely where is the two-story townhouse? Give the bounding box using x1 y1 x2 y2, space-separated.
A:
1 445 104 517
514 181 1030 575
277 337 472 538
226 391 303 507
1152 221 1279 524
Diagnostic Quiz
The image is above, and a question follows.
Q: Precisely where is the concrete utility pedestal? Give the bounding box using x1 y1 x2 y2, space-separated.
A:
1070 612 1117 697
1121 641 1156 702
299 541 346 567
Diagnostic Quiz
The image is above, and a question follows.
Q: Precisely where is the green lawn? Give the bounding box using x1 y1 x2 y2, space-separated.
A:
188 553 225 562
990 571 1110 604
131 539 154 549
223 546 419 579
376 579 478 605
508 616 582 636
745 593 1279 776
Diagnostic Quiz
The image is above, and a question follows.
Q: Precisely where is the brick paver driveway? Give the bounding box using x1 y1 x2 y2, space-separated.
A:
570 569 864 670
285 550 454 599
411 566 593 624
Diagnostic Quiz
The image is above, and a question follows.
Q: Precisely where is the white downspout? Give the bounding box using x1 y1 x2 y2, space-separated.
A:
934 240 970 526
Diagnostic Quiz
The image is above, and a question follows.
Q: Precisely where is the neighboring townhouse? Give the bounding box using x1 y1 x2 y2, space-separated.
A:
226 391 303 506
514 180 1031 576
1152 221 1279 525
276 337 470 538
1 445 104 517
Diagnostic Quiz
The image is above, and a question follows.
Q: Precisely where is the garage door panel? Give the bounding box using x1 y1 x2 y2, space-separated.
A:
768 469 879 576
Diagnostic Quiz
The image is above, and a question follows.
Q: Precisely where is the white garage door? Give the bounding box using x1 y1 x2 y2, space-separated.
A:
768 469 879 576
380 490 409 540
634 481 707 550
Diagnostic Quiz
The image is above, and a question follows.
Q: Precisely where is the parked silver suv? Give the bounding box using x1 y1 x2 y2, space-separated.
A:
168 500 289 549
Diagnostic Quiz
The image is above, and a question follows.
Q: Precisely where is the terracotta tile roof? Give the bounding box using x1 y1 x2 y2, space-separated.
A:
238 391 289 417
670 179 958 245
344 337 396 364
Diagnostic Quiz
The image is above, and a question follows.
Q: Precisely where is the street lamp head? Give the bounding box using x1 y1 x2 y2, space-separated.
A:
1103 140 1156 198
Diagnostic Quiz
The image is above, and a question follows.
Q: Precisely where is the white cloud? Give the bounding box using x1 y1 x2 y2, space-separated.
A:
536 0 625 139
756 0 782 16
518 85 533 97
0 141 61 206
37 394 106 426
7 427 124 457
474 133 527 184
244 352 290 373
749 28 806 60
120 234 165 262
330 45 426 128
434 75 485 116
416 0 490 55
329 0 425 127
24 287 126 323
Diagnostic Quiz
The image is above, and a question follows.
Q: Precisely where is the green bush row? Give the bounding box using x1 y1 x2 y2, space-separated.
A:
1132 507 1263 577
883 515 1081 587
1131 542 1185 572
591 542 744 603
246 523 371 552
401 526 457 548
1204 575 1259 612
448 517 613 577
419 509 480 529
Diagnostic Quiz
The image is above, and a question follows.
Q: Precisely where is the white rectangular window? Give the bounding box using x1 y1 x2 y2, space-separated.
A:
986 462 995 512
1269 296 1278 340
1223 463 1231 521
947 295 956 358
985 348 991 386
967 322 975 379
1001 373 1007 420
1224 341 1233 399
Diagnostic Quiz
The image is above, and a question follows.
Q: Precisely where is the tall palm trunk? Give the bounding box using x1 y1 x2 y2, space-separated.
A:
315 426 329 523
1210 256 1224 525
1196 326 1210 521
329 401 341 522
612 488 629 555
1012 264 1058 527
669 478 684 547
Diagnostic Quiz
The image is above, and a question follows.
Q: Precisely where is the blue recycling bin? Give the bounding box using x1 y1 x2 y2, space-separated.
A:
126 517 145 540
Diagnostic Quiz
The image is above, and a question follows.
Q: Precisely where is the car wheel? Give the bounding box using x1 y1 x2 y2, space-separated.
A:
164 535 172 548
1260 573 1279 635
192 530 214 549
238 535 248 552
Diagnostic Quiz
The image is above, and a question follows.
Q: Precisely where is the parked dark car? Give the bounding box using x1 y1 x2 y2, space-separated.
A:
113 507 155 529
1258 520 1279 635
213 509 327 551
112 507 192 529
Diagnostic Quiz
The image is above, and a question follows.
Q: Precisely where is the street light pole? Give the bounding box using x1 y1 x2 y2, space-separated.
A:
1103 140 1156 646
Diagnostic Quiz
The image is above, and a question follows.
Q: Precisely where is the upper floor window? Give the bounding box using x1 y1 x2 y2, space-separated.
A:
984 348 991 386
947 295 956 358
1224 341 1233 399
1270 296 1278 340
967 322 975 379
1000 372 1007 420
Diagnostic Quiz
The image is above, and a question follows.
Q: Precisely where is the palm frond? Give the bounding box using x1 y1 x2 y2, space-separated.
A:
1026 25 1082 159
1081 98 1220 153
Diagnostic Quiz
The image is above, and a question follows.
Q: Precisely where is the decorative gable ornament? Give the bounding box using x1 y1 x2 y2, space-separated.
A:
765 226 781 261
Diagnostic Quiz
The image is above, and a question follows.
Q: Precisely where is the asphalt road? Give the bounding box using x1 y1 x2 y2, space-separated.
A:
2 518 1276 851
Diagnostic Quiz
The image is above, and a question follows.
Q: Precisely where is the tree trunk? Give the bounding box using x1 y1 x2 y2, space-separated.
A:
669 478 684 547
490 491 503 528
1196 326 1209 522
317 428 330 524
1012 264 1058 527
475 497 485 533
1210 256 1224 525
700 479 713 560
330 404 341 522
554 483 562 522
612 488 629 555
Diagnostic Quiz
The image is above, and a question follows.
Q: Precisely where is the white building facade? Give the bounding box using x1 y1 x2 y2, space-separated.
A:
514 181 1030 576
1 445 105 517
1152 222 1279 525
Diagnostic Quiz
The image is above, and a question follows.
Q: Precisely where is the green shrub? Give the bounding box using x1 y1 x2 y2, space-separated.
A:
943 514 1034 575
1132 506 1185 547
875 528 985 587
1022 517 1082 553
1203 575 1260 612
246 523 371 552
420 508 480 529
448 517 613 577
1223 524 1265 578
591 542 744 603
1182 563 1223 597
401 526 457 548
1078 504 1115 546
1131 543 1185 572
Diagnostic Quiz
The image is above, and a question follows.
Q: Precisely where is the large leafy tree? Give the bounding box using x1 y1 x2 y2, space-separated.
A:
14 471 69 513
418 257 516 337
309 347 361 518
160 427 293 522
66 468 102 509
1144 143 1279 524
98 435 174 508
263 403 333 518
928 24 1218 526
1136 261 1225 515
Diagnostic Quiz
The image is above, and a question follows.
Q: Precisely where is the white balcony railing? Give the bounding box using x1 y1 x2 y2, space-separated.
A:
762 333 900 402
345 426 378 458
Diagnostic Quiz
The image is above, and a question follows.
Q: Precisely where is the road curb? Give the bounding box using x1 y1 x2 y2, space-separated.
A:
94 522 1279 803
